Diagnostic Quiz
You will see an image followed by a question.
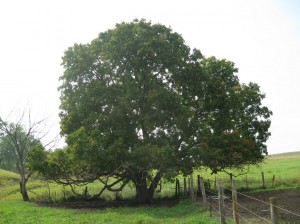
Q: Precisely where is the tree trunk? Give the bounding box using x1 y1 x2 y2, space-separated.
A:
135 171 150 204
148 171 162 200
135 171 162 204
20 179 30 201
18 164 30 201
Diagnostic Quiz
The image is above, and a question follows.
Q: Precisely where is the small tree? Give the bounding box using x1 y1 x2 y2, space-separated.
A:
0 110 51 201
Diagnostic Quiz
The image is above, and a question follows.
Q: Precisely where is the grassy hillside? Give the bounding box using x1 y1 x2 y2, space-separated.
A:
194 151 300 190
268 151 300 160
0 169 19 187
262 151 300 177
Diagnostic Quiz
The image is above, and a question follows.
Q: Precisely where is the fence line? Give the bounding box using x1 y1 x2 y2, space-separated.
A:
219 189 272 224
234 200 271 223
206 188 271 223
211 206 228 223
178 176 300 224
202 171 299 191
215 199 267 224
223 187 270 205
222 186 300 218
271 202 300 218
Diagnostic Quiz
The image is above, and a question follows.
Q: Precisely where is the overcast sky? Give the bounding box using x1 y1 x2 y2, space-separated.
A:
0 0 299 154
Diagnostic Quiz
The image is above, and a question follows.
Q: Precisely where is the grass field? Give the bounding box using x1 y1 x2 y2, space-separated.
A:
0 151 299 223
194 151 300 190
0 199 219 224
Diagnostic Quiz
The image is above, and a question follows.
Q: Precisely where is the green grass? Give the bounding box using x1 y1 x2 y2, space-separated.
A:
1 151 299 224
248 151 300 178
0 169 19 187
0 200 220 224
192 151 300 191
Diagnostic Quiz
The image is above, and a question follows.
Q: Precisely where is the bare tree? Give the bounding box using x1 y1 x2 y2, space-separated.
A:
0 108 57 201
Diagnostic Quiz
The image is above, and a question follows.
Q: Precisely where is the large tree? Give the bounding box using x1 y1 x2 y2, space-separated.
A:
55 19 271 203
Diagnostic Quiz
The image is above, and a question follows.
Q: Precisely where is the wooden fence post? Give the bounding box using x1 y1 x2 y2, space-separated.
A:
184 177 187 196
261 172 265 188
272 175 276 187
200 177 207 208
175 178 178 197
209 194 212 217
197 175 201 194
190 174 194 201
177 179 181 197
214 176 217 190
232 180 239 224
270 197 279 224
218 181 226 224
188 177 191 197
84 186 88 198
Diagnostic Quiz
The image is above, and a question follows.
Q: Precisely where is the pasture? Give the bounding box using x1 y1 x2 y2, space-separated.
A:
197 151 300 190
0 151 299 223
0 200 218 224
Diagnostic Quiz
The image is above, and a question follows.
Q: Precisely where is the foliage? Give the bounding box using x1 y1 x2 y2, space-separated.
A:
41 19 272 203
0 134 17 172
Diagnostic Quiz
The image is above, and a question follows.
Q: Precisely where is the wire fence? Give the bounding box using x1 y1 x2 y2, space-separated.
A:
175 175 300 224
204 173 299 191
28 173 300 223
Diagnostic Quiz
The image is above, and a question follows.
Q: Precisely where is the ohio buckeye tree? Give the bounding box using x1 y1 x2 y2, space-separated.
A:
53 19 272 203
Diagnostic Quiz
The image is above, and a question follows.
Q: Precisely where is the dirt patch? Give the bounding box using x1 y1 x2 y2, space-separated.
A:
207 189 300 223
38 198 180 210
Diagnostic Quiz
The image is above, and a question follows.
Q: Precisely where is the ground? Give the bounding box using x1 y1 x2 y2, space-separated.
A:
39 189 300 223
39 197 180 210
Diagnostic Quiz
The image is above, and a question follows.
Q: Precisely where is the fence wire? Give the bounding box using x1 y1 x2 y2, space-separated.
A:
188 179 300 224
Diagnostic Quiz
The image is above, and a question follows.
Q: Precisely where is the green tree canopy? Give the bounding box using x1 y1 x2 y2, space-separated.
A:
0 133 17 171
48 19 271 203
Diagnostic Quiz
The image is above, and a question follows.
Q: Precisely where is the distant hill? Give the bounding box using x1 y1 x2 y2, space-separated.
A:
0 169 20 187
268 151 300 160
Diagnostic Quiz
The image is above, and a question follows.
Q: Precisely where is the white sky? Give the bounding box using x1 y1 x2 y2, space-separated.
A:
0 0 299 154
